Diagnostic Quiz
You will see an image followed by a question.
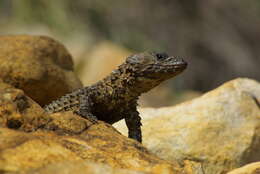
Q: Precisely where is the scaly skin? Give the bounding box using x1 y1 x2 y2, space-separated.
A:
44 52 187 142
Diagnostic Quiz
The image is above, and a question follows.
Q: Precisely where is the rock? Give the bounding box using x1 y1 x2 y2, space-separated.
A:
227 162 260 174
0 82 182 174
182 160 205 174
24 161 146 174
0 35 82 106
139 88 201 108
114 78 260 174
79 41 131 85
0 122 181 174
0 81 49 131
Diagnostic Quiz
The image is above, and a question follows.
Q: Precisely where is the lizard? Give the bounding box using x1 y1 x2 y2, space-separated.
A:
44 52 187 142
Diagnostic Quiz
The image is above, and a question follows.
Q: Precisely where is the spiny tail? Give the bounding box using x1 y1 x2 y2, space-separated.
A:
44 89 84 113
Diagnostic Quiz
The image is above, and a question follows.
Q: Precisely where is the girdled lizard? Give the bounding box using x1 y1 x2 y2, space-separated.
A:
44 52 187 142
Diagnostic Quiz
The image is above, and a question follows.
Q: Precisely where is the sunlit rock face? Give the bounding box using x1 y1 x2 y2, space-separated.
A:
115 78 260 174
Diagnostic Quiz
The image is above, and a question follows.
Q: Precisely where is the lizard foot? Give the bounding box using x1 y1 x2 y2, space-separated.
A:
129 130 142 143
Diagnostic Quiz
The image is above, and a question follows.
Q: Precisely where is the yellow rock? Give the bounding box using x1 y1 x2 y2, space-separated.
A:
227 162 260 174
0 82 182 174
0 35 82 106
0 81 48 131
23 161 147 174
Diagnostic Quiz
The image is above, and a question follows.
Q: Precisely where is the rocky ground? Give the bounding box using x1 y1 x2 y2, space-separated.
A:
0 35 259 174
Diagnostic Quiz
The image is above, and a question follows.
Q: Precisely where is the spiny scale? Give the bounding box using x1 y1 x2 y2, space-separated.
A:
44 88 84 113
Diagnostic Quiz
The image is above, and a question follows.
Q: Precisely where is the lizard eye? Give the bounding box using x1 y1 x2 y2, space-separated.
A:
156 52 169 60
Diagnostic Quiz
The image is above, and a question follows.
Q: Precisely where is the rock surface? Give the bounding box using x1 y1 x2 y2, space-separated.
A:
227 162 260 174
115 78 260 174
22 161 147 174
0 81 182 174
0 35 82 106
0 80 48 131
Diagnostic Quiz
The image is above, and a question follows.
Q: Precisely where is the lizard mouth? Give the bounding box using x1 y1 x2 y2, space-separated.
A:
146 57 187 72
167 62 187 73
160 57 187 73
140 57 187 79
165 57 187 68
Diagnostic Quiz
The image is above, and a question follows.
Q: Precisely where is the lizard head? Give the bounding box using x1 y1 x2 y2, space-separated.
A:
106 52 187 96
125 52 187 81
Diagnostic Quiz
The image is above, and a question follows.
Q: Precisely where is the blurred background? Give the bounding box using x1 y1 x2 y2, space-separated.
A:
1 0 260 107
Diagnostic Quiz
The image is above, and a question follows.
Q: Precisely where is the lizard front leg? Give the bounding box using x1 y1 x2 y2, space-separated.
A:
125 108 142 143
74 95 98 123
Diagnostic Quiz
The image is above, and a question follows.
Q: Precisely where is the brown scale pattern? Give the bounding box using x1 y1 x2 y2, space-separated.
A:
44 52 187 142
